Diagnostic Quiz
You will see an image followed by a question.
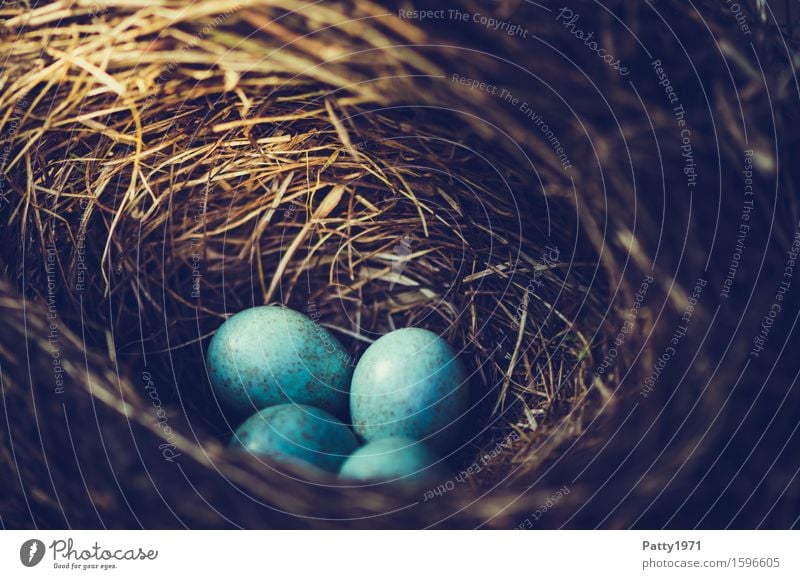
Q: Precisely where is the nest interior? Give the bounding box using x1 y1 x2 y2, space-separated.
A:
1 0 799 528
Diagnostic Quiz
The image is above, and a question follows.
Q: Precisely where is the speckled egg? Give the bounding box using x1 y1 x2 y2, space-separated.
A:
350 327 469 450
339 436 441 485
230 403 358 472
207 305 352 417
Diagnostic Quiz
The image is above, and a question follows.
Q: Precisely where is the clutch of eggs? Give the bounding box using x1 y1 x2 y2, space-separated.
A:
207 305 468 477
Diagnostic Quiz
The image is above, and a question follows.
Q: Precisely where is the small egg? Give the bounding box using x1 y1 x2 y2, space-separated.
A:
339 437 441 485
350 327 468 450
207 305 351 416
230 404 358 472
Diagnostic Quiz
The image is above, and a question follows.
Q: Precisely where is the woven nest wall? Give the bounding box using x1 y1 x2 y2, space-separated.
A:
1 0 799 528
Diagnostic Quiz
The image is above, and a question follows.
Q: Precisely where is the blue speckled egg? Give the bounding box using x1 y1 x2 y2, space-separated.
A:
350 327 468 450
207 305 352 416
339 436 441 485
230 404 358 472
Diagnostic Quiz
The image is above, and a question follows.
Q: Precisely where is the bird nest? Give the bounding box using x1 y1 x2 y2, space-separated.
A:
0 0 797 528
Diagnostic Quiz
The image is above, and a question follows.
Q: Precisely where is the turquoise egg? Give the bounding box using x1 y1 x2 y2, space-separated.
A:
339 437 441 485
207 305 352 417
350 328 469 450
230 404 358 472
